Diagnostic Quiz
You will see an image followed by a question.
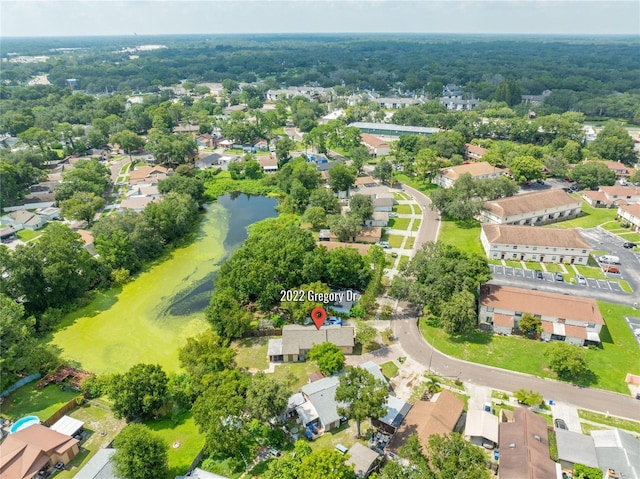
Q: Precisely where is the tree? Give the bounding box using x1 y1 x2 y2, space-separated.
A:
335 366 388 438
413 148 443 183
325 247 372 290
308 342 345 376
112 424 169 479
328 163 356 195
298 449 356 479
206 287 253 340
518 313 542 336
158 174 205 205
349 145 370 175
327 214 362 242
355 320 377 347
574 464 603 479
60 191 105 224
246 372 291 422
508 155 543 182
438 290 477 335
373 159 394 184
494 80 522 107
303 206 327 229
349 194 374 223
513 388 543 406
570 161 616 189
545 342 590 380
179 330 236 391
108 363 169 421
143 193 200 243
55 158 112 202
309 188 340 214
110 130 145 161
276 137 295 167
281 281 331 324
426 433 491 479
589 121 637 165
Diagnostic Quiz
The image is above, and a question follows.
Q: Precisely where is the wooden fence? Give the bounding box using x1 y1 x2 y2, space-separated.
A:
241 329 282 338
43 396 83 427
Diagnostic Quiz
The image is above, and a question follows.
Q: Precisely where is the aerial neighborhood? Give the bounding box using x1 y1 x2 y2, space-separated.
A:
0 29 639 479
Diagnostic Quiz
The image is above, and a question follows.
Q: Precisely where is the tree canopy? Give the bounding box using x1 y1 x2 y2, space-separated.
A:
308 342 346 376
108 363 169 421
112 424 169 479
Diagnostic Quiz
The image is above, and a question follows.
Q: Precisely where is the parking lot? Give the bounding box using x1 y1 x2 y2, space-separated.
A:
626 317 640 347
489 264 624 292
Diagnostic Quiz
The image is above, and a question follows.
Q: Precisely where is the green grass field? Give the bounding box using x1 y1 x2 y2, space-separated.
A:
388 234 404 248
388 218 411 230
397 255 410 270
393 192 410 200
419 301 640 393
437 219 483 256
392 204 413 215
575 265 606 279
550 202 617 229
542 263 564 273
380 361 399 380
411 219 421 231
404 237 415 249
577 409 640 434
0 384 79 421
233 337 269 370
16 226 46 242
504 260 522 268
146 412 206 479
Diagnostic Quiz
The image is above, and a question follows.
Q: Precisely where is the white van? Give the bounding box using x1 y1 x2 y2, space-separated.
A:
599 255 620 264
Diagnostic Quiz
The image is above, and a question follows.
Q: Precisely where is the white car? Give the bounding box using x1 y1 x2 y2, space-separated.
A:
376 241 391 249
576 274 587 285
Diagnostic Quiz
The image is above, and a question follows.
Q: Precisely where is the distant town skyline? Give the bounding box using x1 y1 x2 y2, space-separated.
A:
1 0 639 38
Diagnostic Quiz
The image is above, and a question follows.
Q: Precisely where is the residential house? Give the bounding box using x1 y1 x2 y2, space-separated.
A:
172 124 200 135
463 143 488 161
222 104 247 115
258 155 278 173
464 410 500 449
118 196 159 212
126 185 162 199
365 212 389 227
176 468 231 479
36 207 61 221
441 84 463 98
73 448 116 479
1 210 46 230
479 284 605 345
582 190 614 208
480 224 591 264
0 424 80 479
359 361 388 386
196 133 215 148
372 395 412 435
601 161 633 178
0 226 17 242
345 443 380 478
481 189 582 225
330 290 361 315
76 230 96 256
372 197 394 212
297 376 343 432
498 408 556 479
592 428 640 479
599 185 640 205
128 165 170 185
355 226 383 243
349 122 439 138
360 133 390 157
438 97 481 111
316 241 371 256
375 97 422 109
386 390 464 454
267 324 355 363
521 90 552 105
617 204 640 232
555 430 599 473
433 161 508 188
195 152 222 169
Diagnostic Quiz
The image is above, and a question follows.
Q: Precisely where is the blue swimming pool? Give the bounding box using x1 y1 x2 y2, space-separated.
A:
9 415 40 434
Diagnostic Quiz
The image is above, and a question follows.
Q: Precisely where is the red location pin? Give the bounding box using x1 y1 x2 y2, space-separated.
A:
310 307 327 330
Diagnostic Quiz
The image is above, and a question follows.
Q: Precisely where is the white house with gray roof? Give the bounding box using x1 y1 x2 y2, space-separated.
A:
481 189 582 225
1 210 46 230
555 429 599 472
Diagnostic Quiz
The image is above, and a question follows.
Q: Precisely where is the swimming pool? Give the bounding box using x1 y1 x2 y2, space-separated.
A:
9 415 40 434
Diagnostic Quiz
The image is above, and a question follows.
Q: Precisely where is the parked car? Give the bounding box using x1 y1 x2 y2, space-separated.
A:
555 272 564 282
599 255 620 264
554 419 568 430
576 274 587 285
376 241 391 249
389 212 398 218
536 179 545 185
535 270 544 279
623 242 637 249
602 265 620 274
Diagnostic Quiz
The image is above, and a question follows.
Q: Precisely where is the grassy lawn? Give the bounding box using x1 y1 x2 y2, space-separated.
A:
504 260 522 268
551 202 617 229
419 300 640 393
273 361 321 391
380 361 399 380
543 263 564 273
397 255 410 270
575 265 606 279
57 400 127 479
388 234 404 248
0 384 79 421
393 192 410 200
395 174 438 194
581 423 610 435
437 219 483 256
308 421 359 452
523 262 543 270
404 237 415 249
411 219 421 231
488 259 503 265
16 227 44 242
610 279 633 293
578 409 640 434
392 204 413 215
233 337 269 371
146 412 206 479
199 456 242 479
388 218 411 230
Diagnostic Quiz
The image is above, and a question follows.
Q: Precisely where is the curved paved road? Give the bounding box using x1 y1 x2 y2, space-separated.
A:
393 181 640 421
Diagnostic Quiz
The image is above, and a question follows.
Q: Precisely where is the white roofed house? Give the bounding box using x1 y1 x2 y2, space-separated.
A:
481 189 582 225
480 224 591 264
432 162 508 189
618 204 640 232
479 284 605 345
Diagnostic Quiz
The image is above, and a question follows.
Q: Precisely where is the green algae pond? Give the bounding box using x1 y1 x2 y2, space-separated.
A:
50 194 278 374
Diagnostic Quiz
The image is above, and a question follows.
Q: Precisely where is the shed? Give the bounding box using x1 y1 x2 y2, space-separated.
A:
50 415 84 438
372 395 412 435
345 443 380 478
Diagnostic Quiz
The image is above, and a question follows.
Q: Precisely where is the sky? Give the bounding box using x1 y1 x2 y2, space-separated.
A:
1 0 639 37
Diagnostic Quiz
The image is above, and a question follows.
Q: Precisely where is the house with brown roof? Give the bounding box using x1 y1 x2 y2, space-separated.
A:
258 155 278 173
267 324 355 363
599 185 640 205
0 424 79 479
360 133 390 157
481 189 582 225
601 161 633 178
128 165 170 183
463 143 488 161
433 161 507 188
480 224 591 264
316 241 371 256
118 196 159 212
498 408 557 479
385 390 464 455
618 204 640 232
479 284 605 345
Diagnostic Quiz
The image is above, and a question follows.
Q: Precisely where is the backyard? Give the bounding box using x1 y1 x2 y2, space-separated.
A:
0 383 79 421
419 301 640 393
437 218 483 256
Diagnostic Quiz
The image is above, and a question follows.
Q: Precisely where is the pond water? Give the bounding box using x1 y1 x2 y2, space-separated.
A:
50 194 278 374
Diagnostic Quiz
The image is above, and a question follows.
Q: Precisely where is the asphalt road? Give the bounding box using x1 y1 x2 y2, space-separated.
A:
398 183 440 248
394 315 640 421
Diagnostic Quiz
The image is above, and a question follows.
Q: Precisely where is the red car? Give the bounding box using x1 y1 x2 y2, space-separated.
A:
565 177 574 182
